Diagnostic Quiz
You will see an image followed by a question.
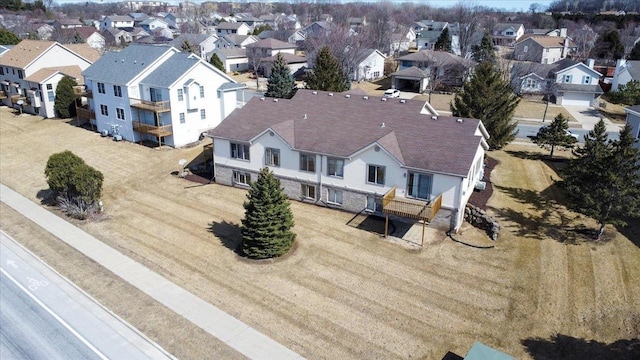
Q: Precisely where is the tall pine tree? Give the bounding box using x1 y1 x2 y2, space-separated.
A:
590 29 625 62
54 75 78 119
562 120 640 240
241 168 296 259
434 28 451 52
472 32 497 64
305 46 349 92
209 53 225 72
265 53 297 99
450 61 520 149
529 114 577 157
628 42 640 60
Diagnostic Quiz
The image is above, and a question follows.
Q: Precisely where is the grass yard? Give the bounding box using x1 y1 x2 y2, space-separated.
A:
1 107 639 359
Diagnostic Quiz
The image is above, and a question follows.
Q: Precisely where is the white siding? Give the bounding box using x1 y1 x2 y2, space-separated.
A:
26 44 93 77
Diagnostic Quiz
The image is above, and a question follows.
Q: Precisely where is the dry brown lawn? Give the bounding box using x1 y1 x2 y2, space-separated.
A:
1 107 639 359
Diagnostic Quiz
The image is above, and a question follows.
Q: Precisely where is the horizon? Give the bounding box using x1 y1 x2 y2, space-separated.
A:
51 0 556 13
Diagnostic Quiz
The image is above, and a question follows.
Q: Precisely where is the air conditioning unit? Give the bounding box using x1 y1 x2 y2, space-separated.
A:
475 181 487 191
113 134 123 141
100 129 109 137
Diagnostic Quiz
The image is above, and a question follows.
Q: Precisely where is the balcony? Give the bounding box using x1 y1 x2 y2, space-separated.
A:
76 106 95 121
11 94 26 104
132 121 173 137
130 98 171 112
0 91 6 100
381 186 443 244
73 85 93 98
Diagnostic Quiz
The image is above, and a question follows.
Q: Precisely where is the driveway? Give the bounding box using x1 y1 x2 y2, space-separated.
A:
563 105 621 133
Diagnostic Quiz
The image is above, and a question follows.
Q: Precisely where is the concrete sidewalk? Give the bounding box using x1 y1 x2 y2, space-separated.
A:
563 105 622 132
0 184 304 360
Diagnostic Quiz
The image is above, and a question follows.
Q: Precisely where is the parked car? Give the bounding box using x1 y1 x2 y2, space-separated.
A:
384 89 400 98
565 129 580 141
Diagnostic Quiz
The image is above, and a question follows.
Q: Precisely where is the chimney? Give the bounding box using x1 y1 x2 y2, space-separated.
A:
586 58 595 69
561 37 570 58
559 27 567 38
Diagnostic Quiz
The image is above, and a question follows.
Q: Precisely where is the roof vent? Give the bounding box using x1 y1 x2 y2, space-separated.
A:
363 96 369 100
303 114 307 119
381 97 387 101
457 118 463 123
431 116 437 120
260 97 265 101
273 98 278 102
328 92 333 96
121 58 124 63
134 60 137 64
312 91 318 95
400 99 406 104
381 122 385 128
345 94 350 98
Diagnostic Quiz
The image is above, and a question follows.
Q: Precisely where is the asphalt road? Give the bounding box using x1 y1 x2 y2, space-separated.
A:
0 271 103 360
516 123 620 143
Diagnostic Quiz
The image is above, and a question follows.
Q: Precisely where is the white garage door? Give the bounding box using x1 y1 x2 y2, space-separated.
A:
561 92 593 106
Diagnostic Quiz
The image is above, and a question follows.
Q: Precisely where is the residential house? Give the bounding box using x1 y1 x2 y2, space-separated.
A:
35 23 55 41
0 40 100 118
397 50 476 90
128 12 150 27
206 89 490 232
412 20 448 33
53 18 83 30
245 38 297 74
216 22 252 36
121 1 169 11
82 44 245 148
611 59 640 91
139 17 169 33
103 28 133 47
389 66 430 93
513 34 576 64
261 53 306 77
347 17 366 31
170 33 218 59
492 23 525 46
415 21 448 50
349 49 385 82
0 45 13 58
212 48 248 72
235 15 262 28
623 106 640 153
58 26 106 50
299 21 331 39
214 34 258 49
100 15 135 31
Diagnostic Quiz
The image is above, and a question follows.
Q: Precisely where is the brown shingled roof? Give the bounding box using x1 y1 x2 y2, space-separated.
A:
208 90 485 177
25 65 83 84
246 38 297 50
64 43 101 63
0 40 56 68
516 35 576 48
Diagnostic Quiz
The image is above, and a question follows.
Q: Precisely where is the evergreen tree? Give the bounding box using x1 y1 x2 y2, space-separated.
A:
241 168 296 259
434 28 451 52
628 42 640 60
265 53 297 99
54 75 78 119
607 80 640 106
45 150 86 196
72 31 84 44
529 114 578 157
209 53 225 72
0 28 21 45
562 120 640 241
305 46 349 92
472 32 497 64
450 62 520 149
180 39 197 54
590 29 625 62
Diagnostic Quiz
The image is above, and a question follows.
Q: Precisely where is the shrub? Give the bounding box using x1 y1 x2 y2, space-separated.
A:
45 150 85 195
56 194 99 220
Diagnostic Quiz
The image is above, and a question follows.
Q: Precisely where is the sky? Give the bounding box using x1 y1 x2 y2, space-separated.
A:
52 0 556 12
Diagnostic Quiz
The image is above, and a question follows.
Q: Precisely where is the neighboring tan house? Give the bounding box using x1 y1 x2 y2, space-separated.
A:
81 44 245 148
170 33 218 59
624 105 640 153
216 22 252 36
611 59 640 91
0 40 100 118
206 89 490 233
513 35 576 64
100 15 135 31
492 23 525 46
212 48 249 72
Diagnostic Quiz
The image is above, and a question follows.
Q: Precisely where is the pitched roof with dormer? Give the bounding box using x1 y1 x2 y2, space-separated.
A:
208 89 486 177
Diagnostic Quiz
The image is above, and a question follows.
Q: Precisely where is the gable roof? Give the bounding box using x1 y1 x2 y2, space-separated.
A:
551 58 602 77
390 66 429 78
216 22 248 30
170 33 215 47
0 40 56 68
245 38 296 50
494 23 523 32
262 53 306 64
139 52 199 88
516 35 576 48
106 15 134 23
622 60 640 80
208 89 485 177
214 48 247 58
64 43 102 63
59 26 100 40
82 44 175 84
398 50 476 68
25 65 83 84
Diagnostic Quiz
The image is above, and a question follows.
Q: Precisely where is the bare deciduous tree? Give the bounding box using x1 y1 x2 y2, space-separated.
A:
366 1 393 54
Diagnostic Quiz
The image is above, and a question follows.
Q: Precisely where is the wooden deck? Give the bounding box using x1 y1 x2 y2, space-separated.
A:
382 186 442 222
0 91 6 100
72 86 92 98
11 95 26 104
132 121 173 137
130 98 171 112
76 106 95 120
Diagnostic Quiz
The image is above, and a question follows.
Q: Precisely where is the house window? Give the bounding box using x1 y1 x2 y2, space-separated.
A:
582 75 590 84
231 143 250 160
46 83 54 102
366 196 382 212
265 147 280 166
523 45 528 53
113 85 122 97
179 112 185 124
327 157 344 177
300 153 315 172
367 164 385 185
524 78 535 88
301 184 316 199
563 75 572 83
116 107 125 120
407 172 433 200
327 188 343 205
177 88 183 101
100 104 108 116
372 71 380 78
233 171 251 185
0 67 3 75
97 82 105 94
200 109 206 120
545 48 550 53
17 70 23 79
199 85 204 98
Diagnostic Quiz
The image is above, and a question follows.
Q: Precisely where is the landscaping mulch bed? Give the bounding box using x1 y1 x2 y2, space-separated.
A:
468 156 498 210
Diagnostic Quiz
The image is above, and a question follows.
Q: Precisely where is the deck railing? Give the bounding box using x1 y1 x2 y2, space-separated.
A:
72 85 93 98
0 90 6 99
76 106 95 120
130 98 171 112
382 185 441 222
132 121 173 137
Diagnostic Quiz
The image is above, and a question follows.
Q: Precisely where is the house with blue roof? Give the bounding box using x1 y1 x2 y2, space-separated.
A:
81 44 245 147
